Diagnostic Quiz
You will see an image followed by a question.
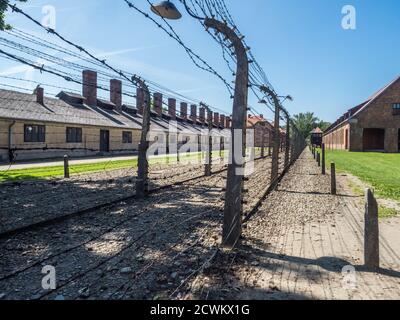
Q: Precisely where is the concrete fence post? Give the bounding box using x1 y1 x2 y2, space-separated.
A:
204 18 249 249
133 76 151 199
284 115 290 168
261 129 265 158
220 137 223 159
330 163 336 195
322 143 326 175
205 107 213 176
271 101 280 182
364 188 380 270
64 155 70 179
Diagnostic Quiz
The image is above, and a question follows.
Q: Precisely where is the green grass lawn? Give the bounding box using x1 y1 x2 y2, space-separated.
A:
0 159 139 182
0 151 228 183
324 150 400 201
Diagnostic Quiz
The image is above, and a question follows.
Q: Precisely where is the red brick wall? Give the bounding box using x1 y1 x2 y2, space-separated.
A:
352 78 400 152
324 77 400 153
323 123 350 150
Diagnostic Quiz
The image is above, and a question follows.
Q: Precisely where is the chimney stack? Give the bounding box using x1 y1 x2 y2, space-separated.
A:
199 106 206 125
190 104 197 123
36 86 44 105
82 70 97 106
180 102 188 120
220 114 226 129
207 109 213 126
225 116 231 129
168 98 176 120
153 92 163 117
110 79 122 112
213 112 220 127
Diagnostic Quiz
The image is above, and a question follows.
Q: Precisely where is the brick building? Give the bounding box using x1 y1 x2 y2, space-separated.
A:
323 76 400 152
247 114 274 148
0 70 231 163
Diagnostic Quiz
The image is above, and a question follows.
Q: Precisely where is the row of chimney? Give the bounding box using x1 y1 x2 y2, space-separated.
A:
34 70 232 129
77 70 232 128
137 89 231 128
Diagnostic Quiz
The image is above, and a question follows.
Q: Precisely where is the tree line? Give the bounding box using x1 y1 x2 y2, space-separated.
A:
292 112 331 139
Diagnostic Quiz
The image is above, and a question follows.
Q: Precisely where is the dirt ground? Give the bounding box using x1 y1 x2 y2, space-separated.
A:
0 157 227 234
186 150 400 300
1 149 398 300
0 153 284 300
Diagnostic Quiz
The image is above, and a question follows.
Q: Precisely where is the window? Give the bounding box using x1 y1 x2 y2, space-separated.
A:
122 131 133 144
393 103 400 115
24 124 45 142
66 127 82 143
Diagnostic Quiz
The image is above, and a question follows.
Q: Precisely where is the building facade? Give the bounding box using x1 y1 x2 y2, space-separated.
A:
247 115 274 148
0 70 231 163
323 76 400 153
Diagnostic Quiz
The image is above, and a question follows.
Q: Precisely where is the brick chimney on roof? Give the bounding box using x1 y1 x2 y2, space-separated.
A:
82 70 97 106
220 114 225 128
180 102 188 120
190 104 197 123
110 79 122 112
207 109 213 126
153 92 163 117
225 116 231 129
168 98 176 120
35 86 44 105
213 112 220 127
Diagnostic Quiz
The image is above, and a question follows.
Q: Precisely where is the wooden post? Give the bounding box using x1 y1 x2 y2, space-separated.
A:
63 155 69 179
133 76 151 199
321 143 326 175
205 18 248 249
364 188 380 270
330 163 337 195
317 152 321 167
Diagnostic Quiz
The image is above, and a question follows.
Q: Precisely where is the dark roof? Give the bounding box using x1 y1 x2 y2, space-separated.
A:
310 127 322 134
324 76 400 135
0 89 140 130
0 89 231 136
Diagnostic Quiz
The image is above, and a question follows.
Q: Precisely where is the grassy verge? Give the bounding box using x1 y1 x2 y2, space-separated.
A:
324 150 400 201
0 151 227 183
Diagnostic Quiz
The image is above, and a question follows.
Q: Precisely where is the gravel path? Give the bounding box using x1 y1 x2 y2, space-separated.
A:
0 158 227 235
185 150 400 300
0 153 284 300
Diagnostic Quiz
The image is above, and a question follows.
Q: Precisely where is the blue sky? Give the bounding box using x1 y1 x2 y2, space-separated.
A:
1 0 400 123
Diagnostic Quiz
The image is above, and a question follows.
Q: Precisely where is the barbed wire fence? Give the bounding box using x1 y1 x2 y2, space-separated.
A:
0 0 307 289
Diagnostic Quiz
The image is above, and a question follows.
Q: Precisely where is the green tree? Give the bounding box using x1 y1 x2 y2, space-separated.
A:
315 120 331 132
292 112 331 139
0 0 27 31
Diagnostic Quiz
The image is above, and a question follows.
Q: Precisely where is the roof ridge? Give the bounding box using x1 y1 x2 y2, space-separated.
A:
351 75 400 119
